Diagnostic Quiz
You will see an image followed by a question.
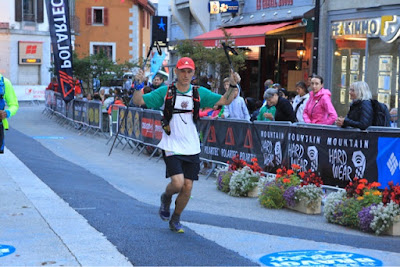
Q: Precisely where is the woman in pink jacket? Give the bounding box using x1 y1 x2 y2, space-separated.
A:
303 75 337 125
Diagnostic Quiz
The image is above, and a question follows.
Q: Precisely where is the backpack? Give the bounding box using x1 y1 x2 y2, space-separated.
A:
371 99 391 127
161 84 200 135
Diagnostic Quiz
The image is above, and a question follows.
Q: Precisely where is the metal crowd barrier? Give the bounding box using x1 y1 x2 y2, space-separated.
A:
43 92 107 137
43 98 400 188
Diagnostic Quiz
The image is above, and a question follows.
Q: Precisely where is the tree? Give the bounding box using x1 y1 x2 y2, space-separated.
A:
174 32 246 92
70 52 139 94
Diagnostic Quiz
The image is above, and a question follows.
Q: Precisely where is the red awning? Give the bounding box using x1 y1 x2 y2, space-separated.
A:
194 21 296 47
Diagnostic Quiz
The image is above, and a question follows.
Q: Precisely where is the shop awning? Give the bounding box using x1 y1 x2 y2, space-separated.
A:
194 21 297 47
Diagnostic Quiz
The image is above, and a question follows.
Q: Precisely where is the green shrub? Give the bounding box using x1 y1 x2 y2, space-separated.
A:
221 172 232 193
259 182 285 209
331 198 362 228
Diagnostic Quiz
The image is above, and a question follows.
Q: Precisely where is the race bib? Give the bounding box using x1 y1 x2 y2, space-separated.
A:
174 95 193 111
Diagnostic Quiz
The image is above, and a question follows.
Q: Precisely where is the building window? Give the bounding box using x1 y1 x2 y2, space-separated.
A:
23 0 35 21
90 42 116 62
93 8 103 24
86 7 108 25
93 45 112 59
15 0 44 23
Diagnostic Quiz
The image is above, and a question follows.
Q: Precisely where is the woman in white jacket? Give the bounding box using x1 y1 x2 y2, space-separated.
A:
292 81 309 122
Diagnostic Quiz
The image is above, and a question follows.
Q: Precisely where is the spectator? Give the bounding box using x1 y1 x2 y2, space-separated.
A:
83 93 92 101
199 75 211 90
108 95 126 115
390 108 398 128
150 74 165 91
222 86 250 121
335 81 373 130
272 83 282 90
46 77 58 92
99 88 106 102
292 81 310 122
199 105 222 119
303 75 337 125
263 88 295 122
250 100 263 122
103 94 114 112
123 76 132 91
257 92 276 121
93 93 101 101
264 79 274 90
45 77 58 107
278 88 289 99
73 77 83 99
245 97 258 115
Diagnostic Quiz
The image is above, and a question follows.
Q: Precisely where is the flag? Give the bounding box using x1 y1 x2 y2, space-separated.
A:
151 51 166 80
46 0 74 103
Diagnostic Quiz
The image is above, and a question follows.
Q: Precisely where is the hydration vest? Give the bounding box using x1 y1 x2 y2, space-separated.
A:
161 84 200 135
0 75 5 111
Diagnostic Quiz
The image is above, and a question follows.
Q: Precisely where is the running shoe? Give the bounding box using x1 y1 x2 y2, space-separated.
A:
169 220 184 233
159 193 171 221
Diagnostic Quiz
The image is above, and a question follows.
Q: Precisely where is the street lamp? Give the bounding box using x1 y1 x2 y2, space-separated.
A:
296 45 306 70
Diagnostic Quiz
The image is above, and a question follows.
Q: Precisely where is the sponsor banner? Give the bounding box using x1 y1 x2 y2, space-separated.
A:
141 110 163 145
289 126 373 188
45 0 74 103
209 1 239 14
200 119 257 164
66 101 74 119
55 93 66 115
254 122 290 174
126 107 142 141
13 85 45 101
118 110 400 187
87 101 102 128
73 100 85 123
376 136 400 188
118 107 127 136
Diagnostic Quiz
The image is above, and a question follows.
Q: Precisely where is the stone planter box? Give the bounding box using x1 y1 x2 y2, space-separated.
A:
286 198 322 214
385 215 400 236
247 186 259 198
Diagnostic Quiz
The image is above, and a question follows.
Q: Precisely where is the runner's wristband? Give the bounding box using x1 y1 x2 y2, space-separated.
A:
135 82 145 91
229 84 237 88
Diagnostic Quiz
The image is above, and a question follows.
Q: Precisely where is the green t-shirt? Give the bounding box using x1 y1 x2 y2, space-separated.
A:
257 105 276 121
143 85 221 109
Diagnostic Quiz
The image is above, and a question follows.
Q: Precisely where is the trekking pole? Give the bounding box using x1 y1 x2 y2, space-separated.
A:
221 42 241 98
108 44 161 156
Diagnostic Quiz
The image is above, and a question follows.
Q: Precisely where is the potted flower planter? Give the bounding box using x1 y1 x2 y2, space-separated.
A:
286 197 322 214
247 185 259 198
385 215 400 236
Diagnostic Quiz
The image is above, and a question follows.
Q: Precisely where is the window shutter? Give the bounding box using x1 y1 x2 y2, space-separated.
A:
142 10 145 28
15 0 22 22
86 8 92 25
37 0 44 23
104 8 108 25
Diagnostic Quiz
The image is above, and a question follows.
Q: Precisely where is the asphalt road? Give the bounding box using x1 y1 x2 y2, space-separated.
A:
3 103 400 266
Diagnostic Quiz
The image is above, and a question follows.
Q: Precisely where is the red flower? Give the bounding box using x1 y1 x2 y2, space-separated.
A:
291 164 301 170
287 170 294 175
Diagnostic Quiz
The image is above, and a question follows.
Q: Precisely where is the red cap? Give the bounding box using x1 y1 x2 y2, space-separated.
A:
176 57 195 70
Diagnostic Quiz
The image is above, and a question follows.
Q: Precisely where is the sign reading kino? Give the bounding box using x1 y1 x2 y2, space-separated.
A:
331 15 400 43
